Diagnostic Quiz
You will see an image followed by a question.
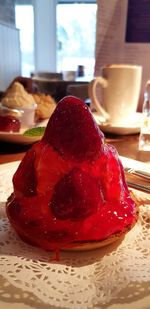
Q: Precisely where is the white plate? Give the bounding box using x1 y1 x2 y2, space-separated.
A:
93 112 144 135
0 119 49 144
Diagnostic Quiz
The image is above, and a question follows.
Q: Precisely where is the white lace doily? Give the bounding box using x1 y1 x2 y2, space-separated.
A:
0 161 150 309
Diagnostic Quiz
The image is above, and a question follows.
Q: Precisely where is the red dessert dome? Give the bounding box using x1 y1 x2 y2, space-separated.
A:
6 96 137 252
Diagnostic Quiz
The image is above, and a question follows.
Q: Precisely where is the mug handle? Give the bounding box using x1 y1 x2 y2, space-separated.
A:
88 77 110 121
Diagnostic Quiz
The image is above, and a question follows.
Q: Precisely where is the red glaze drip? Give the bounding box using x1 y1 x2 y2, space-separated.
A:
6 96 136 252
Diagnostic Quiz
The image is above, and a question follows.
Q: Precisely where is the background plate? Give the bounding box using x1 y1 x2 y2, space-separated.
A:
93 112 143 135
0 119 48 144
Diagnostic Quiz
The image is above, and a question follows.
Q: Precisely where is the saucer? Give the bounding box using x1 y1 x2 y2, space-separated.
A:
92 112 144 135
0 119 48 144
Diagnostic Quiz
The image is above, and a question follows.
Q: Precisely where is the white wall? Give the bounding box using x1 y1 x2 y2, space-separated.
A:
0 23 21 90
33 0 57 73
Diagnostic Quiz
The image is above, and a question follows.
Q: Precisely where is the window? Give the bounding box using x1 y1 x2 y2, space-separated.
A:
57 1 97 77
15 1 97 78
15 4 34 76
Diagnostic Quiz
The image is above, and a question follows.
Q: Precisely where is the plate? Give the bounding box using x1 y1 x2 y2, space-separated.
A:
0 119 48 144
92 112 144 135
0 160 150 309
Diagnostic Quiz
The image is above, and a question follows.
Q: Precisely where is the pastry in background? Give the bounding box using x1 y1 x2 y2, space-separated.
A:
1 80 56 125
32 93 56 120
1 82 36 109
1 82 37 128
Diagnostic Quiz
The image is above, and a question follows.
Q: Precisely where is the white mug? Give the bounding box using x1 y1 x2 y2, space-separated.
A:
88 64 143 125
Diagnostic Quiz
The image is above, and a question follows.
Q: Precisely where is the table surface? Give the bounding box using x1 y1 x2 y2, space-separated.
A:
0 133 149 165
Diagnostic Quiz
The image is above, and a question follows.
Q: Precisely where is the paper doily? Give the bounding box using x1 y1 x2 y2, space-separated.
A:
0 162 150 309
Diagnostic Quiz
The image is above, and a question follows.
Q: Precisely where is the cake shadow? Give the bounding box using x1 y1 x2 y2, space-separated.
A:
1 218 126 267
58 235 125 267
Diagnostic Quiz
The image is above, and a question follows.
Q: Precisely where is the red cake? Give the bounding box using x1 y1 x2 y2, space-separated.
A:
6 96 138 252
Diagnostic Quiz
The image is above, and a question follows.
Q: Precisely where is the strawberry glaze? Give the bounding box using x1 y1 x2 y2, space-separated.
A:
6 96 136 251
6 141 136 251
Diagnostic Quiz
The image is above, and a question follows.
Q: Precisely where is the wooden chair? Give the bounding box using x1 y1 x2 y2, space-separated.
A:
66 83 89 101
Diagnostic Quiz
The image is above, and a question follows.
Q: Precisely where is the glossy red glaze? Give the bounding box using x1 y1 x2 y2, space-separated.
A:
6 96 136 251
0 115 21 132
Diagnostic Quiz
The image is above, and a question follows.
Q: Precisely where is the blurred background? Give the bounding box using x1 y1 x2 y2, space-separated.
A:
0 0 97 91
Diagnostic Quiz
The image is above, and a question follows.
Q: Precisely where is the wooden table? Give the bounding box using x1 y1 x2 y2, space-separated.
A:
0 142 30 164
0 133 149 165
